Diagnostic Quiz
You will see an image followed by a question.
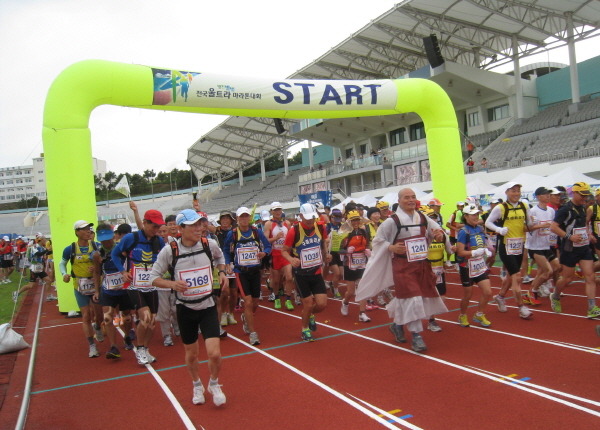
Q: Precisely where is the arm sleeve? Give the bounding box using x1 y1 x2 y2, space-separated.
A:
59 245 71 276
208 238 225 266
485 205 503 233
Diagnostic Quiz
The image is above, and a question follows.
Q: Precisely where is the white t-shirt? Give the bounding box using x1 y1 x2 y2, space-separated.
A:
525 205 555 250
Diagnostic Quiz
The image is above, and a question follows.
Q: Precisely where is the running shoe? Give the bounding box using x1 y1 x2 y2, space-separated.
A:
285 299 294 311
519 305 532 319
550 295 562 313
493 295 507 313
522 292 541 306
113 316 121 326
124 338 134 350
500 269 507 280
539 281 552 297
174 326 181 337
106 346 121 359
473 314 491 327
249 332 260 346
93 323 104 342
192 384 205 405
301 329 314 342
46 295 57 301
587 306 600 319
377 295 387 307
129 328 136 340
389 324 406 343
267 292 275 302
219 327 228 338
309 315 317 332
12 291 18 303
445 260 453 268
358 313 371 323
334 291 342 299
427 320 442 332
341 301 349 316
274 298 282 309
136 348 148 365
575 268 584 279
89 344 100 358
227 313 237 325
208 383 227 407
220 313 228 326
458 314 470 327
411 336 427 352
163 334 174 346
241 313 250 334
383 288 394 301
145 349 157 363
294 293 302 306
522 275 533 284
266 278 271 290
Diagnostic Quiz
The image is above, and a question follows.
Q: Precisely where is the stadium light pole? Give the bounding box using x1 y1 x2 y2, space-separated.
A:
169 171 173 199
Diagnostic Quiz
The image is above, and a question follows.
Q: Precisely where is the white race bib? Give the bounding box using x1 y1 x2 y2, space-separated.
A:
178 265 212 299
32 263 44 273
505 237 524 255
432 266 444 284
573 227 589 247
3 254 13 261
486 234 497 247
272 224 287 251
468 256 487 278
300 246 322 269
236 245 260 266
549 233 558 246
104 272 125 290
348 252 366 270
405 237 428 262
132 266 152 287
77 277 95 295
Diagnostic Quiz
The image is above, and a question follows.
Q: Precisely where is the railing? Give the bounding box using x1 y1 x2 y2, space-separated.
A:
299 169 327 182
326 155 384 176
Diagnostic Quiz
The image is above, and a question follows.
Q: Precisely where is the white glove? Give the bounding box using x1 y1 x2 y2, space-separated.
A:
530 216 538 225
471 248 485 257
497 227 509 236
346 246 355 254
484 248 493 258
364 249 372 257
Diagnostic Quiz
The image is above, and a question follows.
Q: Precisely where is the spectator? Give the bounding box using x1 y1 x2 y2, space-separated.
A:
467 141 474 157
467 157 475 173
337 157 342 164
318 163 323 170
481 157 488 172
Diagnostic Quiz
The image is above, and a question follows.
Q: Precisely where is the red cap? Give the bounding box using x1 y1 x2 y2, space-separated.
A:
144 209 165 226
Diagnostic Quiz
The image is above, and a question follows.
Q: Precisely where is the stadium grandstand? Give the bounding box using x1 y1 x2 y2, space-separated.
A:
2 0 600 237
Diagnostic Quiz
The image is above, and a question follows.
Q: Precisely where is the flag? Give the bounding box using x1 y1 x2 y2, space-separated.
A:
115 176 130 197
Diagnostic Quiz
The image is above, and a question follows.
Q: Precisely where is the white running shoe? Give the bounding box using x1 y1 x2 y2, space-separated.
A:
208 383 226 406
192 384 205 405
249 332 260 345
493 295 507 312
522 275 532 284
519 305 532 319
377 295 387 307
227 313 237 325
427 320 442 332
294 293 302 306
89 344 99 358
220 313 228 326
93 323 104 342
341 302 349 316
163 334 174 346
358 313 371 323
135 348 148 365
145 349 156 363
445 260 453 268
383 288 394 301
539 281 551 297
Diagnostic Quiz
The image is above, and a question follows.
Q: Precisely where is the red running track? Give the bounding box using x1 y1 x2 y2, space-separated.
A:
2 266 600 430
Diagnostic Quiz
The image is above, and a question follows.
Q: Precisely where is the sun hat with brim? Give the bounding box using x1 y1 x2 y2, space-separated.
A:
74 220 94 230
219 211 235 221
176 209 201 226
97 228 114 241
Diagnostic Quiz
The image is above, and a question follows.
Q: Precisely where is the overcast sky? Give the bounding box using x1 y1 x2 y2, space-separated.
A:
1 0 598 178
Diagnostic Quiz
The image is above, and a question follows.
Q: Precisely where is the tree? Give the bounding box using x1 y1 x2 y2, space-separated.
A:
103 171 117 191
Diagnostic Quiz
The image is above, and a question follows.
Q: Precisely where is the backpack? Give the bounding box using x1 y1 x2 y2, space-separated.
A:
167 237 215 304
293 223 325 250
125 231 162 263
70 241 98 277
497 202 527 226
390 211 427 241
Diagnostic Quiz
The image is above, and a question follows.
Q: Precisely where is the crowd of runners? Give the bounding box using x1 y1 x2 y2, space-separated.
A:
3 180 600 405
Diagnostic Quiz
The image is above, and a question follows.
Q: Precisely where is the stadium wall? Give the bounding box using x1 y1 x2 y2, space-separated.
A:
537 55 600 107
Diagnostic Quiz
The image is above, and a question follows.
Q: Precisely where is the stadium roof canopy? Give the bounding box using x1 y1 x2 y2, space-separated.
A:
188 0 600 182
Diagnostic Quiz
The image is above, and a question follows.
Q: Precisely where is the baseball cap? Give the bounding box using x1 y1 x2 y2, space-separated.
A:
315 202 325 213
331 209 343 221
491 199 500 204
144 210 165 226
270 201 283 210
535 187 551 196
572 182 591 195
466 197 476 204
260 209 271 221
236 207 252 217
96 226 114 241
73 220 94 230
457 201 465 206
463 203 481 215
299 203 318 220
428 198 443 206
2 236 8 241
176 209 201 225
376 200 390 210
504 182 522 191
548 187 561 195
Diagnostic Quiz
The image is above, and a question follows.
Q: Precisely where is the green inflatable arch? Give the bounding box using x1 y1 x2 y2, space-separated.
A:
43 59 465 311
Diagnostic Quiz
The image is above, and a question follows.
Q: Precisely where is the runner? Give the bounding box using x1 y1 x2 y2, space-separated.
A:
12 235 53 303
550 182 600 319
481 199 501 272
0 236 14 283
150 209 227 406
376 200 391 222
357 188 448 352
224 207 271 346
111 209 166 365
263 202 295 310
446 201 465 268
92 223 135 358
339 210 371 322
484 182 534 319
526 187 559 300
364 206 383 310
59 220 104 358
281 203 331 342
214 211 237 331
587 188 600 272
325 208 344 299
456 204 493 327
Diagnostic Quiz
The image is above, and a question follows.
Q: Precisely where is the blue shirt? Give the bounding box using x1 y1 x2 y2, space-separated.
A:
457 224 486 265
223 227 271 273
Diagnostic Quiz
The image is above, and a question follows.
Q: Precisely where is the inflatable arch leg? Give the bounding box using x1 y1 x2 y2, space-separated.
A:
43 60 465 311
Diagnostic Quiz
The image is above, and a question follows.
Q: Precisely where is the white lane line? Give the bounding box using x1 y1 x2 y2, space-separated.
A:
39 321 83 329
227 334 402 430
347 393 424 430
259 305 600 417
467 366 600 409
116 327 198 430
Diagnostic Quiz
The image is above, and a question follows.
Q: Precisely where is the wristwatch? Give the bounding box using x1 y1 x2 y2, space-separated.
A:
218 270 226 274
